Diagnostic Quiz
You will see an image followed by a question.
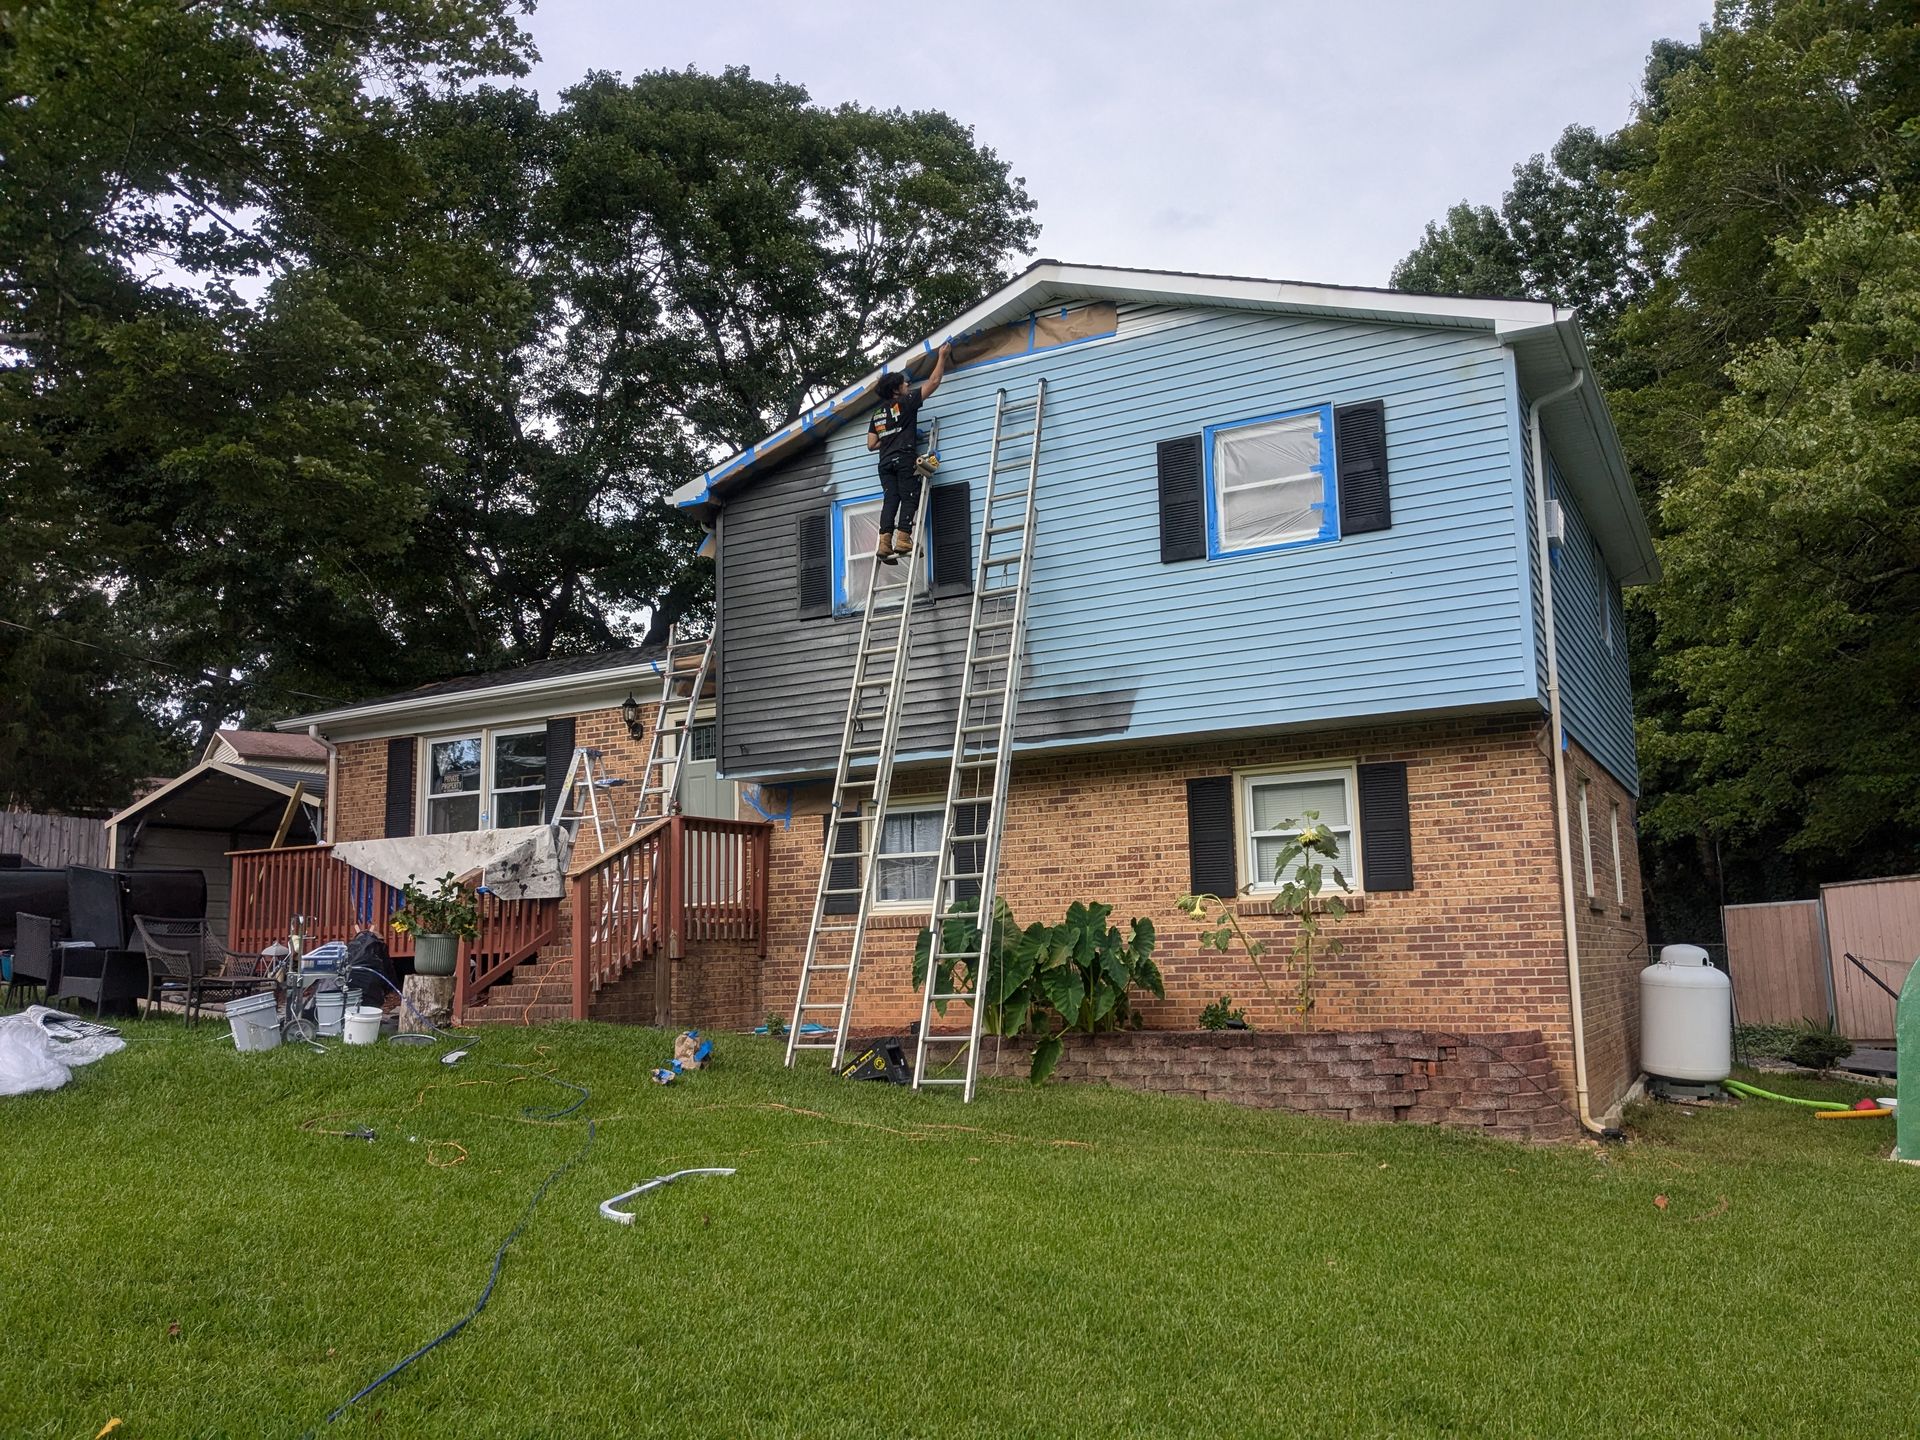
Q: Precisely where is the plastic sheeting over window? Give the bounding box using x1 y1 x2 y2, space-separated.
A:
1209 408 1334 554
838 498 928 611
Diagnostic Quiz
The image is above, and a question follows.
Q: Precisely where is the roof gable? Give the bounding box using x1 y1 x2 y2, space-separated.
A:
674 260 1656 586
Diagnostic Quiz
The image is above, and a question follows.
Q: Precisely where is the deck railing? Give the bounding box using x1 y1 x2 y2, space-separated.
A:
570 815 770 1021
227 844 559 1021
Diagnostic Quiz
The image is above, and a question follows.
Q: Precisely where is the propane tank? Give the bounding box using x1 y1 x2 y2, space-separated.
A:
1641 944 1732 1088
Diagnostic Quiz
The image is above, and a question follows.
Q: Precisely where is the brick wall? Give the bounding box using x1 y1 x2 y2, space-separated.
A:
759 713 1648 1116
1565 738 1648 1114
977 1028 1578 1142
332 738 389 843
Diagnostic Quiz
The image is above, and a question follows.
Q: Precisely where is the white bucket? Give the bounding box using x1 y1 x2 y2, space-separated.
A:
227 991 281 1052
343 1005 384 1047
315 988 362 1038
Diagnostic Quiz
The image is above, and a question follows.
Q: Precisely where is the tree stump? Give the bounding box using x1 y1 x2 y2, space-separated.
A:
400 973 456 1034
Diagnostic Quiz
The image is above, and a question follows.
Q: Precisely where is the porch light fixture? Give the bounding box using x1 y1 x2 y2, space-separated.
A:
621 693 644 739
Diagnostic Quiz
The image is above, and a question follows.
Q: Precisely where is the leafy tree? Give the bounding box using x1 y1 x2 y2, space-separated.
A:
1390 126 1649 345
1645 196 1920 863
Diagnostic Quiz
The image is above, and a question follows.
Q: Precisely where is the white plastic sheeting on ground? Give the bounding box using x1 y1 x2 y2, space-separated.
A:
331 825 568 901
0 1006 126 1097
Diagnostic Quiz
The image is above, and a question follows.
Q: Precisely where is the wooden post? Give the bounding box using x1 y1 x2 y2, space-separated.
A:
572 874 591 1021
753 825 770 958
269 783 307 848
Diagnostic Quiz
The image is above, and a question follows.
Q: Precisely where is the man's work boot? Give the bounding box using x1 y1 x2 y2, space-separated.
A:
893 529 914 559
875 530 897 566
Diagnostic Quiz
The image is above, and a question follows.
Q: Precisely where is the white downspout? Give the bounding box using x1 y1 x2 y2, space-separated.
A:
308 724 338 844
1526 368 1614 1138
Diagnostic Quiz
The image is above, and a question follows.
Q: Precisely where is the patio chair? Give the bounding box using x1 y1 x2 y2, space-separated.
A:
8 912 57 1008
132 916 270 1025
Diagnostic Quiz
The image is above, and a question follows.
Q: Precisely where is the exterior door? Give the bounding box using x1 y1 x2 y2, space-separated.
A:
677 722 733 819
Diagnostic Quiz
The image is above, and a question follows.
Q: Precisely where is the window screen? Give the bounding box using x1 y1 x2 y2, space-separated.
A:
1210 408 1333 555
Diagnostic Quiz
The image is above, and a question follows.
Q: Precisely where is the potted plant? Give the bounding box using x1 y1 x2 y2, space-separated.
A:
391 871 480 977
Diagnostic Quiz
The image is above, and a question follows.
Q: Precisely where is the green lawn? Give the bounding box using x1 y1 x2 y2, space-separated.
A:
3 1019 1912 1439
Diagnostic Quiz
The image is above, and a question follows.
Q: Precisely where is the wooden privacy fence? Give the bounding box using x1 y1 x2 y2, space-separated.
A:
1723 873 1920 1041
1 809 108 868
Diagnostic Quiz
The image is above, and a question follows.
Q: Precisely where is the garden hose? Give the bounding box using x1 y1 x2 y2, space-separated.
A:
1723 1078 1852 1112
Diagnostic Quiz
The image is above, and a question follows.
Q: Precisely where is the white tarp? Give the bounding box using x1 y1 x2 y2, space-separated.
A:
332 825 569 901
0 1006 126 1097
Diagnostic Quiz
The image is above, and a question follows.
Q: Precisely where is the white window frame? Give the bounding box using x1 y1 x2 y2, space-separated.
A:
488 726 547 831
865 797 946 912
1610 801 1626 908
1578 778 1595 901
1236 764 1361 895
421 731 485 836
1203 403 1338 560
419 725 548 834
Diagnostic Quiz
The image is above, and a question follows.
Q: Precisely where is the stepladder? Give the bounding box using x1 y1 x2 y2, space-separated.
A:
913 379 1047 1101
784 421 942 1069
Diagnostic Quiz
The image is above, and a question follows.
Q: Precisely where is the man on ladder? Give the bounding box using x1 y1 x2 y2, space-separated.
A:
867 342 953 565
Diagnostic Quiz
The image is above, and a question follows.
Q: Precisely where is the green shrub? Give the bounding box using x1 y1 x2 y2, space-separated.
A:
1198 995 1248 1031
1786 1028 1853 1070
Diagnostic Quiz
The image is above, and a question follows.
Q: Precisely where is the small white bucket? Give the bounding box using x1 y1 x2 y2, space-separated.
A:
227 991 281 1052
315 987 362 1038
342 1005 384 1046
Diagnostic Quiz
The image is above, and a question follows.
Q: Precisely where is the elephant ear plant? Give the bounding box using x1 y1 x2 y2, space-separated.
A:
913 899 1162 1083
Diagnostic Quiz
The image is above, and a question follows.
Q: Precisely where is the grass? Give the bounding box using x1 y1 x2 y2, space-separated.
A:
3 1019 1914 1439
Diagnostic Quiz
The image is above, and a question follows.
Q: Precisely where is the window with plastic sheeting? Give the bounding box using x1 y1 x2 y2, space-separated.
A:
834 494 930 613
1205 405 1336 557
872 803 943 905
1238 766 1358 892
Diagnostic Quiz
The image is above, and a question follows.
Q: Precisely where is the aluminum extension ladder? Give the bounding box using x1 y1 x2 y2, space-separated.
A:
913 379 1046 1101
629 624 715 833
785 430 940 1071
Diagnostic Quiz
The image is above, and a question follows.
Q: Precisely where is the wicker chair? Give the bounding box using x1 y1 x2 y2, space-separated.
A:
8 912 57 1007
132 916 269 1025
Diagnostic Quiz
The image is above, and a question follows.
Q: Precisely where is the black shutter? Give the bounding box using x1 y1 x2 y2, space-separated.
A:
929 482 973 597
950 801 989 905
821 811 862 915
542 717 576 825
384 737 416 839
797 511 832 617
1185 776 1237 896
1334 400 1391 535
1157 434 1207 562
1356 761 1414 891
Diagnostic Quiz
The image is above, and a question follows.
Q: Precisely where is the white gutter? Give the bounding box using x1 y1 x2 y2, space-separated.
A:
1526 367 1615 1138
275 656 671 735
308 724 339 844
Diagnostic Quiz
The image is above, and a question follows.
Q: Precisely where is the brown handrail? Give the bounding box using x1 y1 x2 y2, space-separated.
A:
568 815 772 1021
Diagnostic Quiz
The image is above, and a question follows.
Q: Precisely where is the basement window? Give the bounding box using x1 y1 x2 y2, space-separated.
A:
1205 405 1336 558
1238 765 1358 892
871 802 944 907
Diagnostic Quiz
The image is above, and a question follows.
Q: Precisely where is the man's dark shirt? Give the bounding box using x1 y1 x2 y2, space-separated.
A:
868 386 923 464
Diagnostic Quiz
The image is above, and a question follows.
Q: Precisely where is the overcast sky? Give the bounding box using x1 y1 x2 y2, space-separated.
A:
519 0 1712 288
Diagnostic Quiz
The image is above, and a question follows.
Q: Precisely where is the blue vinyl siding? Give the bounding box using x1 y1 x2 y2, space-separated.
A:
1548 454 1638 793
719 302 1550 780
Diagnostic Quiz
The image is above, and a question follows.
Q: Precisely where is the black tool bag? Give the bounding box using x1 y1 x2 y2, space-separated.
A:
839 1037 913 1085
